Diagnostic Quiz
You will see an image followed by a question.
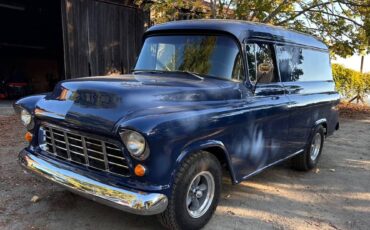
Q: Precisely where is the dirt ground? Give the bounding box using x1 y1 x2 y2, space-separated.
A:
0 112 369 230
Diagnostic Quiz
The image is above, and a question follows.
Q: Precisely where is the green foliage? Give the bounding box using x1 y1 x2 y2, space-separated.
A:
135 0 206 24
332 63 370 99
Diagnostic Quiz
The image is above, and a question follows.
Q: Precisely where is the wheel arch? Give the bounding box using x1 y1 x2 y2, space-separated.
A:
175 140 237 184
314 118 328 135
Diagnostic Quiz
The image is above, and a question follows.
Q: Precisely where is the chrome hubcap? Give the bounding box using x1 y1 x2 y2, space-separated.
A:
186 171 215 218
310 133 322 161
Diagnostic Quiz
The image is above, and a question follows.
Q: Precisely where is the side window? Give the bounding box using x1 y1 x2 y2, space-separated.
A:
246 43 278 84
276 45 332 82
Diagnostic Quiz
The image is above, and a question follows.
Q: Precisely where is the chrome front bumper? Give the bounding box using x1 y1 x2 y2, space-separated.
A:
18 150 168 215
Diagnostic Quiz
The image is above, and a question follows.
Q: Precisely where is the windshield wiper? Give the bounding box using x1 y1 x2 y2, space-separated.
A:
132 69 204 80
171 70 204 80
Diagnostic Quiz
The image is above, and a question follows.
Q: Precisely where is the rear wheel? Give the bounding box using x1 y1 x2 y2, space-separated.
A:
291 125 325 171
158 151 222 230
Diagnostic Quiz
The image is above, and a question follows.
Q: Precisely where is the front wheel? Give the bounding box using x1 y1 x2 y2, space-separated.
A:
158 151 222 230
291 125 325 171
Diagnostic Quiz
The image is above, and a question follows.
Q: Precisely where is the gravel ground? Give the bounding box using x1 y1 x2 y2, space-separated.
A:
0 113 369 230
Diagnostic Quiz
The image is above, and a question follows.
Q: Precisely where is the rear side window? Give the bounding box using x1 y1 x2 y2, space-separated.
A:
246 43 278 84
276 45 332 82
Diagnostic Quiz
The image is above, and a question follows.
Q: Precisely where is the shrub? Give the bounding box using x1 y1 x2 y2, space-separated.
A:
332 64 370 102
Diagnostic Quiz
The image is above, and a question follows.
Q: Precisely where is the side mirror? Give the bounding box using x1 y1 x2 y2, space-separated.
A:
251 62 274 94
251 80 258 95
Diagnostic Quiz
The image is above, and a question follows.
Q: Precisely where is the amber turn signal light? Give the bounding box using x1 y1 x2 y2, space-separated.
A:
134 164 146 177
25 132 33 142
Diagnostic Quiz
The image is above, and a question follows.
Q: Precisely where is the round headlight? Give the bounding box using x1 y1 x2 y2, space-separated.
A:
120 130 149 160
21 109 32 126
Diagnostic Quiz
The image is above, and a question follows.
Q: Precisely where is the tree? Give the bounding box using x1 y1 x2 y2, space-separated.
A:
135 0 207 24
226 0 369 58
178 36 217 73
136 0 370 58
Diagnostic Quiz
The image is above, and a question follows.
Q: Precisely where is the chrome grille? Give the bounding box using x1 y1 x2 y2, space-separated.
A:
40 124 130 176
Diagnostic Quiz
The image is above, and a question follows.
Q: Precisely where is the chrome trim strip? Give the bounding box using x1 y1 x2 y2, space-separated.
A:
86 148 104 155
54 138 66 144
55 145 67 151
108 161 129 169
69 143 83 149
107 154 125 160
88 155 105 162
68 136 82 142
70 149 85 156
52 132 64 137
106 146 121 151
242 149 304 180
85 141 102 147
19 150 168 215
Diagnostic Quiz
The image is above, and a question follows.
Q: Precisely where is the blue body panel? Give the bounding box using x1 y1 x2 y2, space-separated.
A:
15 20 339 198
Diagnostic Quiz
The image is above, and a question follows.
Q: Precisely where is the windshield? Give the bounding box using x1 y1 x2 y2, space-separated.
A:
134 35 244 81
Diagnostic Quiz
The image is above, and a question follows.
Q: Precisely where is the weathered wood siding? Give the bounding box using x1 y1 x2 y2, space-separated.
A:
61 0 145 78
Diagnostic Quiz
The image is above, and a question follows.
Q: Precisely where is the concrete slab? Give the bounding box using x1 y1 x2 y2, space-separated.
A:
0 100 14 116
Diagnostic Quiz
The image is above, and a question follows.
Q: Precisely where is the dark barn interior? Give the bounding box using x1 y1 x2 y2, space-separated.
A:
0 0 146 99
0 0 63 98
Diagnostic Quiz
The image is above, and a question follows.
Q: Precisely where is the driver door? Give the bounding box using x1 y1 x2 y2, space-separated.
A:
242 42 290 176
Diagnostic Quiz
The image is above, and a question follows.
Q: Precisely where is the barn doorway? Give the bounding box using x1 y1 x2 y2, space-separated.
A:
0 0 64 99
0 0 147 100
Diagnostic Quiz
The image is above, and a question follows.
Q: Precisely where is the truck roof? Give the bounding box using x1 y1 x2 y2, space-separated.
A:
145 19 328 50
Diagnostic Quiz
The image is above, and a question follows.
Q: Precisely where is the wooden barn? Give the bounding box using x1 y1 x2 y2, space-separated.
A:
0 0 148 97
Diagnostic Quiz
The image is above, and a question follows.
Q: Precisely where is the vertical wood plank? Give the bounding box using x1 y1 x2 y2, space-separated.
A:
61 0 145 78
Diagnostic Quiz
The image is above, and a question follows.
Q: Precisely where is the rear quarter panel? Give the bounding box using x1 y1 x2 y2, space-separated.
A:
283 80 340 150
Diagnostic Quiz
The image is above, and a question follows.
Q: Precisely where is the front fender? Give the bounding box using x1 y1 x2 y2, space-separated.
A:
113 104 240 190
172 139 237 184
13 94 48 114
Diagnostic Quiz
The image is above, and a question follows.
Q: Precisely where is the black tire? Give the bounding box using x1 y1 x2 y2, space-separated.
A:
291 125 325 171
158 151 222 230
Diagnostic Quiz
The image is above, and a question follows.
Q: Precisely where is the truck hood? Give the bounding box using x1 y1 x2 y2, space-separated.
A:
35 74 243 134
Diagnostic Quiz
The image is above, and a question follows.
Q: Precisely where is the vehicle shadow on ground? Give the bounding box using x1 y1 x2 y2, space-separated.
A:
40 155 368 230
